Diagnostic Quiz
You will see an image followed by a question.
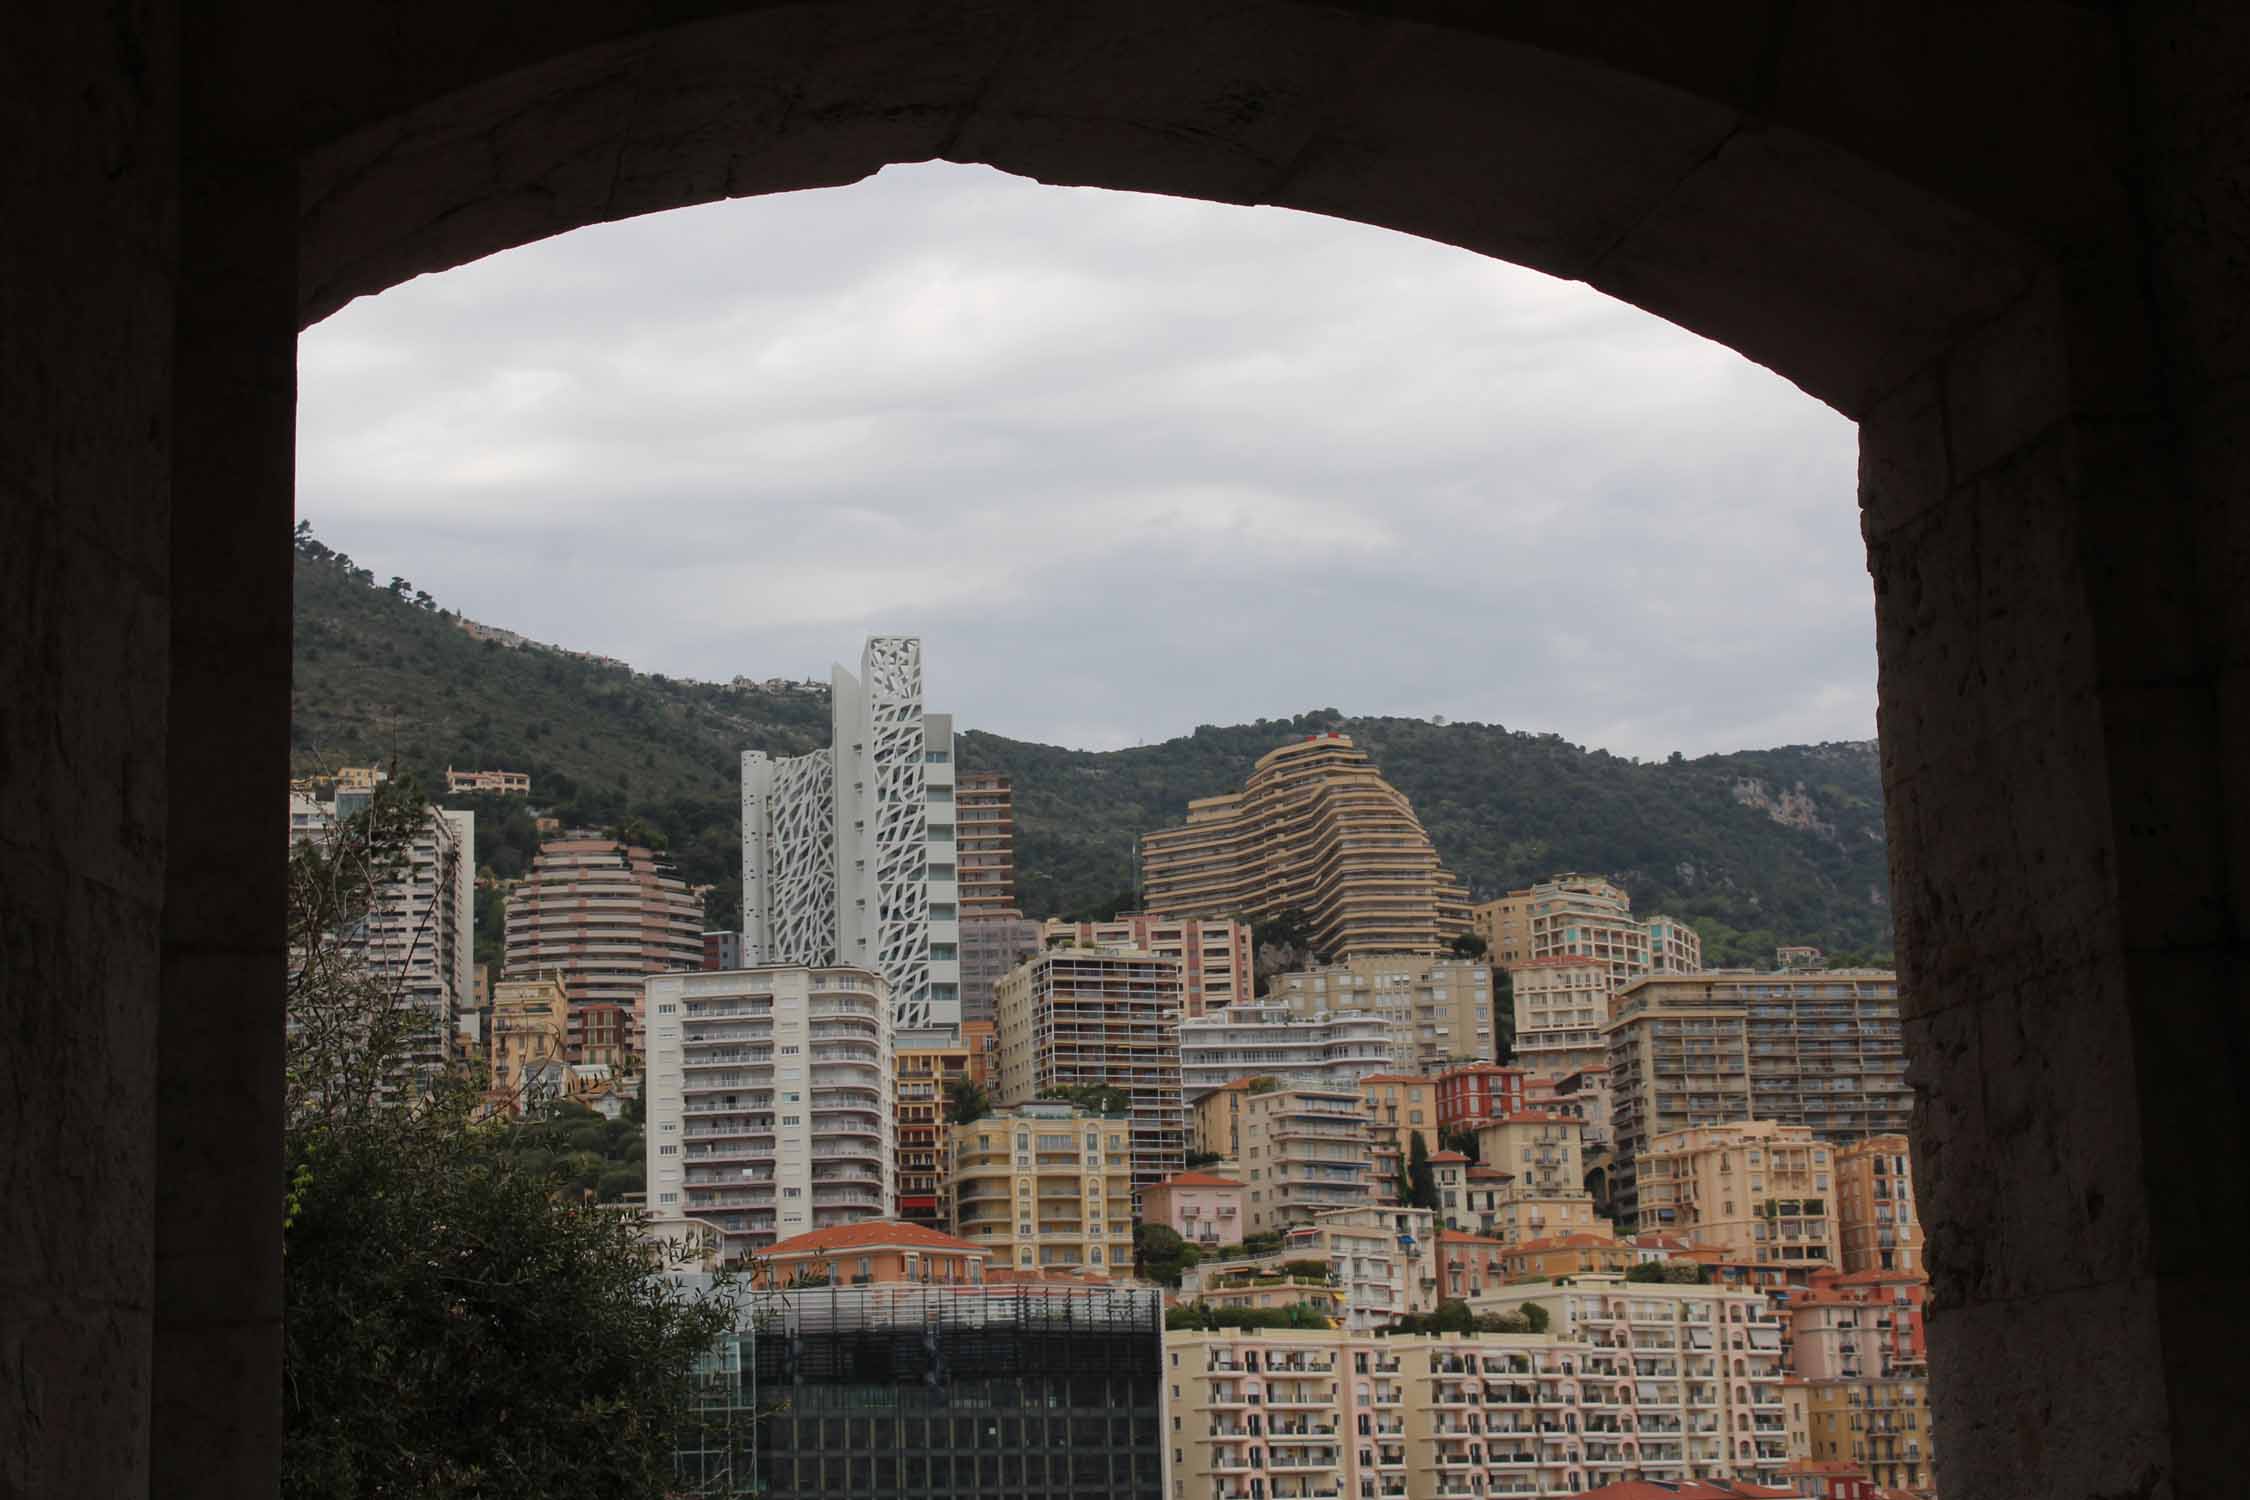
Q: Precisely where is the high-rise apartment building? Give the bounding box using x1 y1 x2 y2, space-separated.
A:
947 1101 1135 1275
287 791 475 1079
642 964 894 1263
1638 1121 1839 1268
893 1026 984 1229
1178 1001 1402 1096
1606 970 1909 1230
1834 1134 1923 1274
1168 1274 1790 1500
953 770 1017 914
1041 913 1255 1017
741 636 961 1029
1473 872 1702 982
1139 733 1471 958
1238 1084 1376 1233
503 835 701 1060
1274 956 1498 1068
958 911 1041 1024
992 948 1185 1196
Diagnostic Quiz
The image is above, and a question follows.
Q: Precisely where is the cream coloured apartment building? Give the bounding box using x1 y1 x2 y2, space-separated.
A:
1474 1110 1613 1245
1834 1133 1924 1274
503 834 702 1059
1508 955 1615 1080
1179 1000 1402 1096
1636 1121 1838 1268
1041 913 1254 1017
1472 872 1701 982
1606 970 1909 1230
642 964 894 1263
1167 1275 1790 1500
993 947 1186 1195
1139 733 1471 959
1238 1084 1377 1234
1274 957 1497 1070
946 1100 1134 1275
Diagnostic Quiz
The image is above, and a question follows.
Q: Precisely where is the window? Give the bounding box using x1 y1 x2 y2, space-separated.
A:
659 1144 677 1156
659 1192 678 1204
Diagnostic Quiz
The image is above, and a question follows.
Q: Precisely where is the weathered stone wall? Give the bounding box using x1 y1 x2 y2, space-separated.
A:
0 4 177 1496
3 2 2244 1496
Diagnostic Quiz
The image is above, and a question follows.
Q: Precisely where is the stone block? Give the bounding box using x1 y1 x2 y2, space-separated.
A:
1857 366 1949 541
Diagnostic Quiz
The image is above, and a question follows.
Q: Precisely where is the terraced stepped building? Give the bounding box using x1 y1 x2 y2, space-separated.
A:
1138 732 1471 959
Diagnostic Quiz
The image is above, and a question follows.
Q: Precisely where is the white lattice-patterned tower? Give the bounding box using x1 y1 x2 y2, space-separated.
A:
741 637 961 1030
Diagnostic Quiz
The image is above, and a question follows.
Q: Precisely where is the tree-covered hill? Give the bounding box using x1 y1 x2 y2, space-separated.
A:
291 529 1894 964
959 714 1893 966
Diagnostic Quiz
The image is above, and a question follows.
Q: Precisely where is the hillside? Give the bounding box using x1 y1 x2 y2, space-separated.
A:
291 532 1894 964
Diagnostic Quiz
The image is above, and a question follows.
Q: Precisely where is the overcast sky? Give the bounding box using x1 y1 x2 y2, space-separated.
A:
298 162 1870 759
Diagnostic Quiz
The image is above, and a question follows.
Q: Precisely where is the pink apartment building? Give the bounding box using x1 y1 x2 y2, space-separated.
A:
1140 1170 1246 1250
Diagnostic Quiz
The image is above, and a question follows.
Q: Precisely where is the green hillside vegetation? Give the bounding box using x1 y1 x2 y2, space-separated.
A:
291 526 1894 964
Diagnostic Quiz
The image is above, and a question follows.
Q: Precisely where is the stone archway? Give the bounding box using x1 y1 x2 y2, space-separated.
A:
7 4 2243 1498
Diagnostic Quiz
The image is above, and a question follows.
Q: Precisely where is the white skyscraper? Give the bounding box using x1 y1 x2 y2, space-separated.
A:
740 637 962 1029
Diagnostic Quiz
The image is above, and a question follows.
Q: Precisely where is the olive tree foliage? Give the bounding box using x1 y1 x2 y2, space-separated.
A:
283 776 737 1499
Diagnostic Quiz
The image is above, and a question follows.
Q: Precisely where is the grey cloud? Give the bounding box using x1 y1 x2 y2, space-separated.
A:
298 162 1868 760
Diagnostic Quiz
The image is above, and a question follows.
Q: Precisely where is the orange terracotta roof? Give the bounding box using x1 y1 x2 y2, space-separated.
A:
1159 1171 1245 1188
1467 1166 1514 1181
1438 1063 1521 1076
1509 1233 1628 1253
1428 1150 1470 1163
1354 1073 1430 1085
764 1220 983 1258
1837 1267 1925 1285
1438 1230 1513 1248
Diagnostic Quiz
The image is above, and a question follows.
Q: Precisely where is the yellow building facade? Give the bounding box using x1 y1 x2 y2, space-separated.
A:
946 1102 1134 1275
1638 1121 1838 1268
1834 1133 1924 1274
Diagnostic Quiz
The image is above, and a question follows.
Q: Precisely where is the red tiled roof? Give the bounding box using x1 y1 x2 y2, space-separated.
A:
1159 1171 1245 1188
1428 1150 1470 1163
1467 1166 1514 1181
1354 1073 1430 1085
1510 1233 1629 1253
1438 1230 1512 1248
764 1220 983 1258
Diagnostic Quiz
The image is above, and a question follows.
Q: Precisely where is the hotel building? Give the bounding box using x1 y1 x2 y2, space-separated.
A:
740 636 961 1029
1139 733 1471 959
993 947 1186 1196
1041 913 1255 1017
946 1101 1135 1276
642 964 894 1263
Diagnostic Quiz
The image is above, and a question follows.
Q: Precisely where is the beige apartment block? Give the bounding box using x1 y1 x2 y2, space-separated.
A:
1473 872 1701 984
993 947 1185 1196
1509 955 1615 1080
1276 957 1497 1069
1141 1170 1247 1250
1139 733 1471 959
1353 1072 1442 1160
1638 1121 1838 1268
642 965 894 1264
1834 1134 1924 1275
504 836 703 1060
946 1101 1134 1276
483 971 570 1115
1238 1084 1377 1234
1168 1278 1790 1500
1181 1204 1437 1331
1041 912 1254 1017
1606 970 1908 1231
1474 1111 1612 1245
952 770 1018 915
892 1027 983 1231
